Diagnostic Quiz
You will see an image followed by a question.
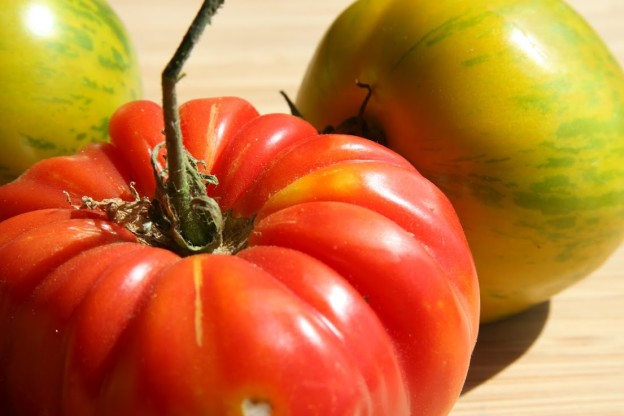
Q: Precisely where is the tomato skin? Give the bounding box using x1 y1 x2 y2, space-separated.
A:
0 211 142 414
0 0 142 183
237 246 410 414
107 100 168 197
250 201 475 416
232 133 418 216
0 97 478 415
295 0 624 322
3 241 179 415
208 112 319 210
101 251 409 415
179 97 261 173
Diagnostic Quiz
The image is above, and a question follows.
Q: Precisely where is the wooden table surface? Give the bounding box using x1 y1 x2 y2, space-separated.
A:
108 1 624 414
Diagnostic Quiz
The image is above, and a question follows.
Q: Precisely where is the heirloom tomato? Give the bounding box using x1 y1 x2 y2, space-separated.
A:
0 0 142 184
0 97 479 415
295 0 624 322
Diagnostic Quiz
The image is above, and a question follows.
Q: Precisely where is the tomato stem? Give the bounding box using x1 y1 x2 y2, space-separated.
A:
158 0 225 254
321 81 387 146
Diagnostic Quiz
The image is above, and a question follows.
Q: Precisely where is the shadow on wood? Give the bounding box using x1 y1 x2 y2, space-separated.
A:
461 301 550 394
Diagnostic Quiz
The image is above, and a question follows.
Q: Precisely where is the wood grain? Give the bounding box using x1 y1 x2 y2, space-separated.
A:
107 1 624 414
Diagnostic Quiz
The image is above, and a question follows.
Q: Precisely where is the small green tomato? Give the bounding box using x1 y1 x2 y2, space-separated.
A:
0 0 142 183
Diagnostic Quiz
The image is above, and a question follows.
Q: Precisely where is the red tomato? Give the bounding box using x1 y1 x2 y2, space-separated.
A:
0 97 479 415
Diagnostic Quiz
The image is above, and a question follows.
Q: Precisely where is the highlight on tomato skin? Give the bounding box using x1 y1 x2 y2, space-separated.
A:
0 94 479 415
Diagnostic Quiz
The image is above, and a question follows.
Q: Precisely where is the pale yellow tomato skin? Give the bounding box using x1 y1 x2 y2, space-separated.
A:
296 0 624 322
0 0 142 183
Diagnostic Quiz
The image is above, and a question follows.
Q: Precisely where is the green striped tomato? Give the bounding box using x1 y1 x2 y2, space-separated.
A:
0 0 142 184
295 0 624 322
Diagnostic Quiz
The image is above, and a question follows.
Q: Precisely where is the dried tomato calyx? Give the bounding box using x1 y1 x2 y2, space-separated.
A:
64 184 168 248
65 179 253 257
282 81 386 146
324 81 386 146
148 142 225 255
